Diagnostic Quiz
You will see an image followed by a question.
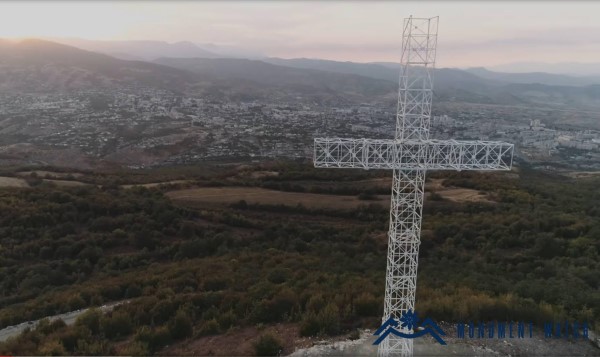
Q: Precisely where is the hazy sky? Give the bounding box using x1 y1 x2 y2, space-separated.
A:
2 1 600 67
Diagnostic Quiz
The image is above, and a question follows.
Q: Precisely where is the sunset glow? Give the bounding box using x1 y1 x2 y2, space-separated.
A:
1 1 600 67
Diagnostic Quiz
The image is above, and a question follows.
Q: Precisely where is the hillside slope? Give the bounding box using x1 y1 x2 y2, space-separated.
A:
0 39 199 92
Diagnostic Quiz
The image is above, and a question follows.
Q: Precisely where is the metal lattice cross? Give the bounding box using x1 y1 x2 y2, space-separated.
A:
313 16 514 356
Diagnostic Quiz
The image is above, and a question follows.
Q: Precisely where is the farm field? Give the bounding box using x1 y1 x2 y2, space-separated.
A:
165 181 490 209
166 186 389 210
16 171 84 179
0 177 28 188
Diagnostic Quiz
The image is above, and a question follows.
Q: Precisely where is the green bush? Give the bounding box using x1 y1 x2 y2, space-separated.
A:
168 310 193 339
300 312 320 337
134 326 171 353
75 309 102 335
123 341 150 356
38 339 66 356
299 303 341 337
199 318 220 336
101 311 132 339
253 333 283 356
354 293 379 317
319 303 341 336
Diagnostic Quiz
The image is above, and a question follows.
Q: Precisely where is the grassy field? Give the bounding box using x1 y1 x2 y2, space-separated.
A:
121 180 192 189
41 179 89 187
0 177 28 187
428 178 491 203
16 171 84 179
166 187 390 210
165 182 490 210
565 171 600 178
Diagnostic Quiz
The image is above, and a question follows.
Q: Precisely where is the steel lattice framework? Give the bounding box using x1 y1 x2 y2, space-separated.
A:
312 16 514 356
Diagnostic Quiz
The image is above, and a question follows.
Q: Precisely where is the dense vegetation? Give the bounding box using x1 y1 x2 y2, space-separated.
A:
0 161 598 355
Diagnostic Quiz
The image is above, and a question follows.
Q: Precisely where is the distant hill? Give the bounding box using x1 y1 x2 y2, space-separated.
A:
153 57 398 102
198 43 265 59
263 57 398 82
49 38 220 61
503 82 600 109
2 39 599 109
0 40 397 102
257 57 600 109
260 57 497 90
488 61 600 77
257 57 519 104
52 38 264 61
0 39 200 92
465 67 600 87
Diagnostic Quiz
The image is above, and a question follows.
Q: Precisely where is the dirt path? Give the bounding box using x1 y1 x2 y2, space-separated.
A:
0 301 126 342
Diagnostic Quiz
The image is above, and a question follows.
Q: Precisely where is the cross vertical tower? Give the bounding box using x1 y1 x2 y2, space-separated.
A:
381 16 437 356
313 16 514 356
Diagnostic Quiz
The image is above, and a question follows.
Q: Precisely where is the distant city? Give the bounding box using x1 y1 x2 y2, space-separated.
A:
1 87 599 171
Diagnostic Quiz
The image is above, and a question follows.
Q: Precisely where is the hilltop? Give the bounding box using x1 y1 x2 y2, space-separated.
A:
0 162 597 355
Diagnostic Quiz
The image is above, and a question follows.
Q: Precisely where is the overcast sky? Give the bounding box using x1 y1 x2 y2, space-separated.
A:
2 1 600 67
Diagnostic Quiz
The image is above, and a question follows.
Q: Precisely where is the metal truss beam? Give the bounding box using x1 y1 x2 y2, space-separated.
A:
314 138 514 171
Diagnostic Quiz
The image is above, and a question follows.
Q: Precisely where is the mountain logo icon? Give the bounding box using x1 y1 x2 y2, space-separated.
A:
373 310 446 345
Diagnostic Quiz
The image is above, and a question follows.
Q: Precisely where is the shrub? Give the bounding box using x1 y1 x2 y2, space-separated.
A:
305 295 326 314
357 192 377 201
134 326 171 353
199 318 220 336
38 339 66 356
253 333 283 356
168 310 193 339
299 312 320 337
318 303 341 336
123 341 150 356
75 309 102 335
299 303 341 337
125 285 142 298
354 293 379 317
348 328 361 340
267 269 288 284
217 310 237 330
101 311 133 339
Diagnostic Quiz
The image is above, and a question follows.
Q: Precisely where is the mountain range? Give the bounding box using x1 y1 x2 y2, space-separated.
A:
49 38 263 61
464 67 600 87
152 57 396 101
0 39 198 92
487 62 600 77
0 39 396 103
1 38 600 109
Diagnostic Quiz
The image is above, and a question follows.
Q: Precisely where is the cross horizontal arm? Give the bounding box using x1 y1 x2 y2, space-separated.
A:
314 138 514 171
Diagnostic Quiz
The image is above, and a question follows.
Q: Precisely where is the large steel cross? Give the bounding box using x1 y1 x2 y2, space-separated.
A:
313 16 514 356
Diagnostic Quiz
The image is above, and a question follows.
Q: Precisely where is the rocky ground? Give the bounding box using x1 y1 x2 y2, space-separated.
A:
290 324 600 356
